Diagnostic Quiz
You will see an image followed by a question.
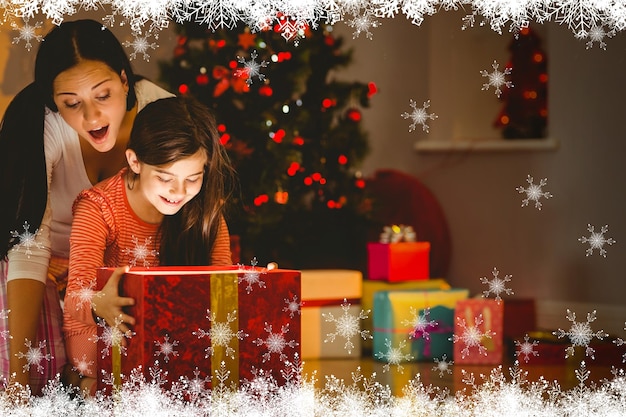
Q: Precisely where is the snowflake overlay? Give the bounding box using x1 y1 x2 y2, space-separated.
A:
322 298 372 354
480 267 514 302
11 19 43 51
402 307 438 340
253 322 298 363
194 310 248 359
72 280 97 311
238 258 268 294
72 354 94 376
579 25 616 50
90 317 135 359
236 50 268 86
579 224 616 257
515 334 539 363
374 338 413 373
0 309 10 341
401 99 438 133
516 175 553 210
154 334 179 363
283 295 301 318
432 354 453 377
553 309 608 359
480 60 513 98
122 235 159 267
348 12 381 39
450 313 494 359
123 33 158 61
16 339 52 374
10 221 45 257
614 322 626 363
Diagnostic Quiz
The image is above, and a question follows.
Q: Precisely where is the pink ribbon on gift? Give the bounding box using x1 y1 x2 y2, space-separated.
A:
410 320 454 358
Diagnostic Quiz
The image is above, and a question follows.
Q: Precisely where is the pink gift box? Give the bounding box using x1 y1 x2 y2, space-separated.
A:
367 242 430 282
452 298 503 365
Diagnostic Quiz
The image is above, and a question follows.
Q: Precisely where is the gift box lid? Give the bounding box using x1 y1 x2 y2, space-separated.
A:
300 269 362 302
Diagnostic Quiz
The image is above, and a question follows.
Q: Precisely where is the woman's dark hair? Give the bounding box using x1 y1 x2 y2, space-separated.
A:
128 96 236 265
0 19 138 259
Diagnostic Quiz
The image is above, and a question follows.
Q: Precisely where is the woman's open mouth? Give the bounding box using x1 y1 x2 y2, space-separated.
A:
89 126 109 141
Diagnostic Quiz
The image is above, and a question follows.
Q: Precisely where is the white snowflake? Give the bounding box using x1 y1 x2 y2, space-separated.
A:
0 309 10 341
72 280 97 311
479 267 514 303
401 99 438 133
544 0 605 40
348 12 381 39
322 298 372 354
578 24 615 50
11 19 43 51
515 334 539 363
123 33 158 61
154 334 179 363
374 338 413 373
194 310 247 359
238 259 267 294
432 354 453 377
275 15 307 44
9 221 45 258
236 50 268 86
15 339 52 374
90 317 135 359
579 224 616 257
122 235 159 267
175 367 212 401
401 307 438 340
282 295 301 318
480 60 513 98
553 309 608 359
516 175 553 210
72 354 94 377
613 322 626 363
253 322 298 363
450 313 494 359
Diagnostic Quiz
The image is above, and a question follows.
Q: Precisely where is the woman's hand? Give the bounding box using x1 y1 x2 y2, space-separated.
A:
91 266 135 335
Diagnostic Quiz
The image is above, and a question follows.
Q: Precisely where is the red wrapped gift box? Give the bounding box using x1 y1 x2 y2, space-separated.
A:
452 298 504 365
367 242 430 282
95 266 301 393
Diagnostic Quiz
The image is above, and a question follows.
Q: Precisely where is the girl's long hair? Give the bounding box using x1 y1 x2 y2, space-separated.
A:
0 19 138 259
128 96 236 265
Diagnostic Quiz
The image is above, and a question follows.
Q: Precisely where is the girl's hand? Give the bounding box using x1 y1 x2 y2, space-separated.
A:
91 266 135 335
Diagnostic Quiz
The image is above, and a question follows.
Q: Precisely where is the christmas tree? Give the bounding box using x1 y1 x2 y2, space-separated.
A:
494 27 548 139
158 22 375 269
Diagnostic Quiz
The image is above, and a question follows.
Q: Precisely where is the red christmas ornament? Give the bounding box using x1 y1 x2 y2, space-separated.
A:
346 108 361 122
178 84 189 95
367 82 378 98
259 85 273 97
355 179 366 189
196 73 209 86
337 155 348 165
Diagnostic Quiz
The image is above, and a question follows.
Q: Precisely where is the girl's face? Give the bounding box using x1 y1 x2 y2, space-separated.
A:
53 59 129 152
126 149 208 221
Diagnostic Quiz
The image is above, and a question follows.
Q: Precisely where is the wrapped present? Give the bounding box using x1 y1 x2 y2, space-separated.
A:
503 298 537 340
95 266 301 393
300 270 364 359
367 242 430 282
367 224 430 282
372 289 469 363
361 278 450 353
452 298 504 365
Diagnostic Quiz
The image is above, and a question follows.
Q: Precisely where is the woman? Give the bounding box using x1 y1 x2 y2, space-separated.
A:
0 19 174 394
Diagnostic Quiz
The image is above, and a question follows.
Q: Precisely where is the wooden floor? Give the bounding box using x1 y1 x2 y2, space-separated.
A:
302 353 619 397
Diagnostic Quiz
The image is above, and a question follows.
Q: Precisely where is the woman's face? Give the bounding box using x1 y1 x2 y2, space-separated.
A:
53 60 129 152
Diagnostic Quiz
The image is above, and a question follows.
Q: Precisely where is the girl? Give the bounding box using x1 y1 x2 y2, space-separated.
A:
0 19 174 394
63 96 236 394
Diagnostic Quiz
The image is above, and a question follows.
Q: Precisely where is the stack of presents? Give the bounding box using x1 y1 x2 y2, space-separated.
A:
301 224 624 370
93 225 623 394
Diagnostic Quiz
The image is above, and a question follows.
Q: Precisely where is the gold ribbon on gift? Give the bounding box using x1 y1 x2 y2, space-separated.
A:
379 224 417 243
210 273 240 387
